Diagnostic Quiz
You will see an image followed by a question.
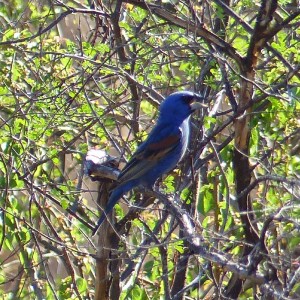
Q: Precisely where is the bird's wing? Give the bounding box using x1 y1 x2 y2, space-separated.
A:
118 124 182 183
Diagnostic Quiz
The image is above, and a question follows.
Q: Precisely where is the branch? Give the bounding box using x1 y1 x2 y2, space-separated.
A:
0 7 109 46
124 0 244 68
149 191 267 284
86 154 288 286
246 0 278 66
214 0 300 79
263 8 300 40
236 175 300 201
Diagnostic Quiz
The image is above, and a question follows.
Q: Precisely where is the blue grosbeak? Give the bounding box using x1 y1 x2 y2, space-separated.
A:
92 91 205 235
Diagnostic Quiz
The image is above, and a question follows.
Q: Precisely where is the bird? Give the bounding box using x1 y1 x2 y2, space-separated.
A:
92 91 205 235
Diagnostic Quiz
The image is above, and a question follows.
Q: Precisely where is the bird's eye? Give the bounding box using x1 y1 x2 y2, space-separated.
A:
182 95 194 104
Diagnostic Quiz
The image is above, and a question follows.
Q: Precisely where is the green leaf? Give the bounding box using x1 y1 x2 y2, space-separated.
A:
76 277 88 293
61 199 69 210
198 184 215 215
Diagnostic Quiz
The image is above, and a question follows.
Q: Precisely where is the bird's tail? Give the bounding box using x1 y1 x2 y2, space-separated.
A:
92 180 138 236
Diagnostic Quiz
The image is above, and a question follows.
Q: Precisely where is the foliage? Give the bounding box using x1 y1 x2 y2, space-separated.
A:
0 0 299 299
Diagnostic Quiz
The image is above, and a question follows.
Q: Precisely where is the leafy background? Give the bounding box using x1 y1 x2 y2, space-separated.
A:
0 0 299 299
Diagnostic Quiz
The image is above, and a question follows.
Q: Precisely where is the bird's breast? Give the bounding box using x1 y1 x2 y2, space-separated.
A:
179 118 190 158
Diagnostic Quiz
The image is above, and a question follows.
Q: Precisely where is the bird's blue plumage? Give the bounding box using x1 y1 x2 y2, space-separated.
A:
92 91 204 235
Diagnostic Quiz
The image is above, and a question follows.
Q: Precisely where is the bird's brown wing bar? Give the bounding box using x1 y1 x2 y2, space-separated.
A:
118 133 181 183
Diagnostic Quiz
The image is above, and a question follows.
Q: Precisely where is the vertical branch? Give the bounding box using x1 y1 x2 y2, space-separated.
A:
94 183 115 300
170 244 190 298
228 0 279 297
233 64 259 247
14 234 45 299
160 245 172 300
111 0 140 135
108 231 121 300
111 0 127 63
234 0 279 245
89 151 120 300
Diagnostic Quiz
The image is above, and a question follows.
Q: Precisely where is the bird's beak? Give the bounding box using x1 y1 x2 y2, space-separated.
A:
190 94 207 111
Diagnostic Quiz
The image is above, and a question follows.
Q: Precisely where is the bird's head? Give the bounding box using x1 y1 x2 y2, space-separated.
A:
159 91 206 122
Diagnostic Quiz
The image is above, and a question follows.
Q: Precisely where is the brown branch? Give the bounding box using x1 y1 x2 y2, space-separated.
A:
150 191 267 284
263 8 300 40
19 174 93 229
170 240 190 298
214 0 300 79
13 233 45 298
120 213 169 281
237 175 300 201
228 1 281 296
94 184 115 300
124 0 244 68
246 0 278 68
31 196 83 299
111 0 127 63
19 119 98 179
0 7 109 46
